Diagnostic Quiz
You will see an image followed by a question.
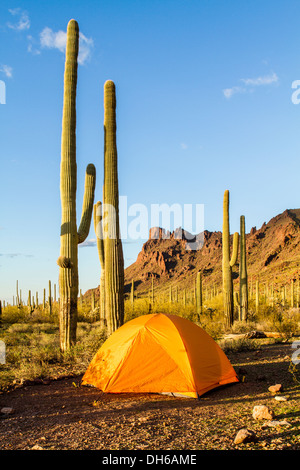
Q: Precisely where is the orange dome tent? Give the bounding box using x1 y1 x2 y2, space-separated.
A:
82 313 238 398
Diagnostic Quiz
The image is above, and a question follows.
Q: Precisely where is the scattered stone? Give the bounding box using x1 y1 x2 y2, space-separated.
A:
1 407 14 415
253 405 274 420
262 420 291 428
30 445 44 450
274 395 288 402
268 384 283 393
234 428 256 445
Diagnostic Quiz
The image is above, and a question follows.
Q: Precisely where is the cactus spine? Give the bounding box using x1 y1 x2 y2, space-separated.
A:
239 215 248 321
102 80 124 335
57 20 96 352
222 190 239 327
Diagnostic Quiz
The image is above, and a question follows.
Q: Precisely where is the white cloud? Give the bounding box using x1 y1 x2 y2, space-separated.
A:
27 35 41 55
40 27 67 53
223 86 245 99
39 27 93 65
0 65 13 78
223 72 279 99
7 8 30 31
180 143 188 150
241 72 278 86
79 238 97 247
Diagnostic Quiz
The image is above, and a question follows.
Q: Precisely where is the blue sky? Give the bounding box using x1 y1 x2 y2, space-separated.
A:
1 0 300 303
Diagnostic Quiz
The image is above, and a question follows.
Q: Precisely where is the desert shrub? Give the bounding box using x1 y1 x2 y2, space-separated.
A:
230 320 259 334
0 320 107 390
220 337 261 354
198 318 224 341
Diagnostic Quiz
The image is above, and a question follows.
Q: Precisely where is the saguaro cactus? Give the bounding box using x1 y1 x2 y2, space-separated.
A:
255 278 259 313
239 215 248 321
94 201 105 325
130 280 135 308
48 280 52 315
102 80 124 335
57 19 96 352
196 271 203 319
222 190 239 327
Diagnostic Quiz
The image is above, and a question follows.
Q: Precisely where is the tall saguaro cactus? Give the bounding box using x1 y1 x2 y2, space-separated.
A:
222 190 239 328
57 19 96 352
102 80 124 335
239 215 248 321
94 201 106 325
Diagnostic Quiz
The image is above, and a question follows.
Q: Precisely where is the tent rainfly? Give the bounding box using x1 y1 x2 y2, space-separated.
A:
82 313 239 398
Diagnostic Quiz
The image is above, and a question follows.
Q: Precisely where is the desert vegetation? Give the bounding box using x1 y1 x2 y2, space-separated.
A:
1 283 299 392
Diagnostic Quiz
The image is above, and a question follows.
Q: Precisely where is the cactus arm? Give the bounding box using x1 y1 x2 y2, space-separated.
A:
230 232 239 267
77 163 96 244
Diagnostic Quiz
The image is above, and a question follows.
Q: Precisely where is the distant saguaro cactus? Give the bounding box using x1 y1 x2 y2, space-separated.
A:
48 280 52 315
239 215 248 321
102 80 124 335
222 190 239 327
196 271 203 319
130 280 135 308
57 19 96 352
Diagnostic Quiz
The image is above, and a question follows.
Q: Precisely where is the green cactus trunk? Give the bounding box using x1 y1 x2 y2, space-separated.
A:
239 215 248 321
16 281 20 307
183 289 186 306
48 280 52 315
196 271 203 319
102 80 124 335
222 190 239 328
291 279 294 308
130 280 134 309
58 20 96 352
255 279 259 313
94 201 106 326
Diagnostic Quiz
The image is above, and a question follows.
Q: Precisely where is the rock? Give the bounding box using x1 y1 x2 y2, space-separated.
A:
234 428 256 445
31 445 44 450
268 384 283 393
1 407 14 415
274 395 288 402
253 405 274 420
262 420 291 428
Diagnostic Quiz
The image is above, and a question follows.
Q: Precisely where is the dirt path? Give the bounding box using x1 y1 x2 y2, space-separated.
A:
0 342 299 450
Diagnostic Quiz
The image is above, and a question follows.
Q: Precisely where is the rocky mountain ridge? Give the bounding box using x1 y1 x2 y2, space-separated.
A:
123 208 300 295
85 208 300 300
